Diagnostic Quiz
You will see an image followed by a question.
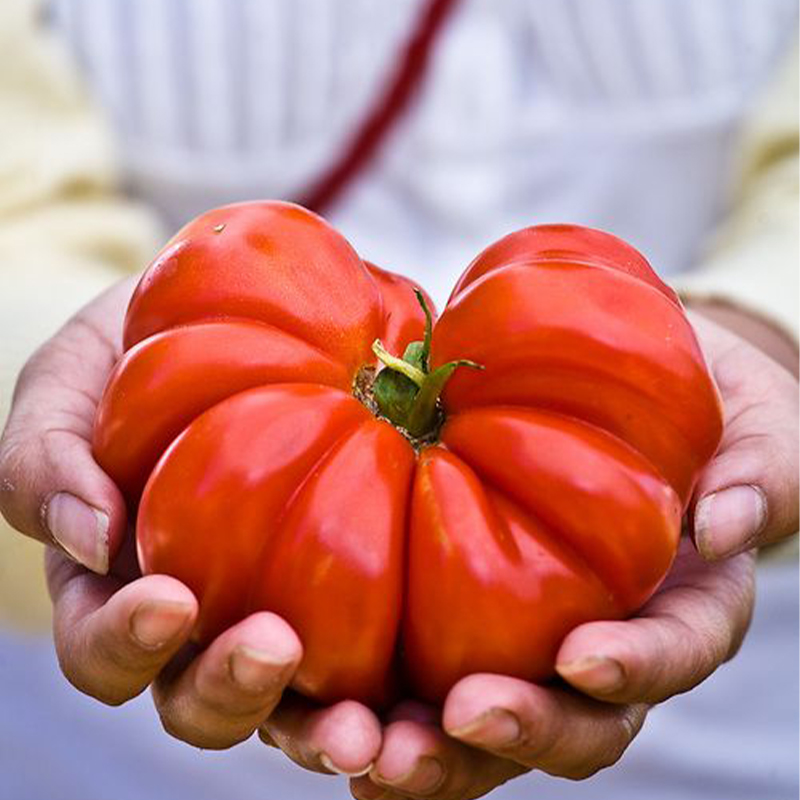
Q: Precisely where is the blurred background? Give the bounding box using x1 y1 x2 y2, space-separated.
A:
0 1 798 798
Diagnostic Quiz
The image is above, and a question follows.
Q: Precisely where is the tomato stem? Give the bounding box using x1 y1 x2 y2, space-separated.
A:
372 340 426 387
404 359 482 437
412 288 432 371
371 291 483 439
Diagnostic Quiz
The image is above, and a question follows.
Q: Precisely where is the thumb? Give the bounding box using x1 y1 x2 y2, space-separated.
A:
0 307 128 574
691 348 798 561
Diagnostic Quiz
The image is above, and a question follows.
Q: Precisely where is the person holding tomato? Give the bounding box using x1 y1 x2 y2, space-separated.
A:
0 1 797 799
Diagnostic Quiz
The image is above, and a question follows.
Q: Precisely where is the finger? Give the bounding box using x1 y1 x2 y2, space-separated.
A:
0 280 135 572
443 676 647 781
555 540 755 704
690 319 799 560
47 547 197 705
152 612 302 749
353 701 524 800
350 779 404 800
261 695 382 778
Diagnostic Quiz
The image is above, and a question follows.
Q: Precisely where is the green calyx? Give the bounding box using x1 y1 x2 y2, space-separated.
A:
371 289 483 440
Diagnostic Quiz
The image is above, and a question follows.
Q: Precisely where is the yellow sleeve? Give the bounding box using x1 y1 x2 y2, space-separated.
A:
0 0 163 272
0 1 163 631
674 43 799 342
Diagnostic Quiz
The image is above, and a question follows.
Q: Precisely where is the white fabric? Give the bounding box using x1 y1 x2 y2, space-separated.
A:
51 0 798 305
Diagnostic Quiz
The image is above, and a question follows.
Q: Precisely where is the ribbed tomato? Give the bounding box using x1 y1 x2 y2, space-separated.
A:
93 201 722 707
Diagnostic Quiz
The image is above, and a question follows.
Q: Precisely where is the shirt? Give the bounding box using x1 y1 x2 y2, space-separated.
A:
51 0 798 304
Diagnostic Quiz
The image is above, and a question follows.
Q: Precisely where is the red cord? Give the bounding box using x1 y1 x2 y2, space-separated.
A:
300 0 462 214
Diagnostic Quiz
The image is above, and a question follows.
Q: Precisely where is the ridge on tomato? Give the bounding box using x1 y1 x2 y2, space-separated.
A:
93 200 723 708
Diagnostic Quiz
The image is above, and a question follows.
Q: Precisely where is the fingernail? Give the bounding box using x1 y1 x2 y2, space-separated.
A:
130 600 193 649
319 753 374 778
556 655 626 694
45 492 109 574
228 645 294 693
448 707 521 748
695 485 767 560
378 756 445 794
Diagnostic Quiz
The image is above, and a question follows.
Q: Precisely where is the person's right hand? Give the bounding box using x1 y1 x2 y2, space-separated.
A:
0 277 381 775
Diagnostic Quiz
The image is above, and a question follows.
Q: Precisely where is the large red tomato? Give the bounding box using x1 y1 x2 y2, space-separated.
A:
93 201 723 707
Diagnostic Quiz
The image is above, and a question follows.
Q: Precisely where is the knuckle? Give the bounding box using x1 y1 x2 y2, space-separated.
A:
258 727 279 748
0 440 22 520
58 652 133 707
726 608 754 663
560 738 629 780
0 424 90 531
693 601 737 677
655 603 728 696
504 732 548 769
609 706 645 759
66 628 162 702
541 706 645 782
157 706 199 745
66 657 142 707
572 706 647 779
685 629 722 686
723 561 756 661
0 430 28 488
157 703 247 750
560 763 604 781
88 687 133 707
13 344 49 397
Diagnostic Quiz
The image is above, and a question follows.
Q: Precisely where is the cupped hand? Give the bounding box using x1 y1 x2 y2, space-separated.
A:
684 311 798 560
0 278 381 773
349 540 754 799
349 313 797 799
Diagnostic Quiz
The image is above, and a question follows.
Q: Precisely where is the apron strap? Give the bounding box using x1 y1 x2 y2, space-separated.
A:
300 0 462 214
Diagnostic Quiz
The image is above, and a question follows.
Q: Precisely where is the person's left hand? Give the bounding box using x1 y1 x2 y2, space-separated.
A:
340 312 796 799
342 539 754 799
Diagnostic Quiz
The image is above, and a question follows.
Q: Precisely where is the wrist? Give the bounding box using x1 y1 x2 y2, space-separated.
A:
687 298 798 379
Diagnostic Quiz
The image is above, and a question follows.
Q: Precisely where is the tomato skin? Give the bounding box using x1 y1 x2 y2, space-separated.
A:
251 415 415 707
441 407 681 611
94 201 724 708
137 385 372 643
432 260 722 505
405 446 620 704
123 201 384 371
94 321 351 500
138 384 413 706
449 223 681 305
94 202 430 502
404 407 681 702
